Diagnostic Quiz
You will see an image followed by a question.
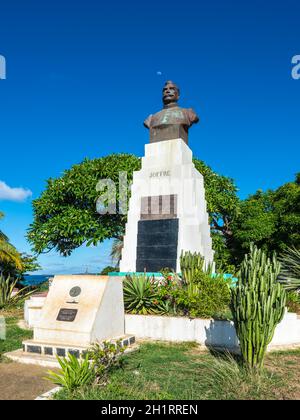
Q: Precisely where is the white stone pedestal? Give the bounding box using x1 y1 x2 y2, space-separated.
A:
6 275 135 366
120 138 214 272
33 275 125 346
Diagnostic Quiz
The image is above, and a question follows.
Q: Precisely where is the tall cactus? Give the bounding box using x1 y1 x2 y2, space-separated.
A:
180 251 204 285
231 245 286 370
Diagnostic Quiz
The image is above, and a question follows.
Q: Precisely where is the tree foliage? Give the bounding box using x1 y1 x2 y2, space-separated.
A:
28 154 141 256
28 154 239 259
27 152 299 272
19 253 42 274
230 174 300 264
193 159 239 271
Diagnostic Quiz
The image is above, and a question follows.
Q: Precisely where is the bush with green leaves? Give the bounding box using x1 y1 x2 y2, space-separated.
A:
46 353 95 392
174 270 231 318
86 341 125 385
123 275 168 315
0 274 33 310
123 254 232 319
171 251 230 318
231 245 286 371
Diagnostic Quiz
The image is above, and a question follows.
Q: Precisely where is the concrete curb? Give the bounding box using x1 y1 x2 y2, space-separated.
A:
35 387 61 400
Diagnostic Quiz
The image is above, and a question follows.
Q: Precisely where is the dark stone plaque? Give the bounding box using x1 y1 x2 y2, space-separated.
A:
56 308 78 322
136 218 179 272
27 345 41 354
56 348 66 357
44 347 53 356
68 349 80 358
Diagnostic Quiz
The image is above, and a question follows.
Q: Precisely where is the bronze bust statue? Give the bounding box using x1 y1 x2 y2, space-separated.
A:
144 81 199 144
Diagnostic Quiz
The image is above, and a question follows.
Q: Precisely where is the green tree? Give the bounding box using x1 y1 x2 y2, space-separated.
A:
19 253 42 274
230 174 300 263
28 154 240 264
100 266 117 275
193 159 239 271
28 154 141 256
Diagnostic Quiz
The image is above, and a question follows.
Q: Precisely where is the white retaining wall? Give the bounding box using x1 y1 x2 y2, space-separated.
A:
24 296 47 328
125 312 300 350
24 297 300 350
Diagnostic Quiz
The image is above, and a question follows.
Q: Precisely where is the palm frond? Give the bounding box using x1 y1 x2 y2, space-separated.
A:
0 240 23 270
110 237 124 267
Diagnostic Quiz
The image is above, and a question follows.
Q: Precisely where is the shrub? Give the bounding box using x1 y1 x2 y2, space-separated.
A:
123 275 168 315
157 272 184 315
46 353 95 392
231 245 286 371
174 271 231 318
86 341 125 385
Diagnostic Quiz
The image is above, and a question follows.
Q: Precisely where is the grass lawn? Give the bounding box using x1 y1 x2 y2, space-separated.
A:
0 310 33 361
1 308 300 400
54 342 300 400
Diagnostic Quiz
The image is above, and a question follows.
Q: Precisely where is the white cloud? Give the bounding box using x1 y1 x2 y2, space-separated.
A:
0 180 32 202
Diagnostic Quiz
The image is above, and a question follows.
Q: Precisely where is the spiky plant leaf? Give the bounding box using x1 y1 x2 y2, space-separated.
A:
278 247 300 291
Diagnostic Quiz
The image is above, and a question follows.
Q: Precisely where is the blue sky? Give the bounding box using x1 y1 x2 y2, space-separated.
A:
0 0 299 274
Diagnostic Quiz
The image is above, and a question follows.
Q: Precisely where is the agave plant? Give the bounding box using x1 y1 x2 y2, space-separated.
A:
278 247 300 291
123 275 168 315
46 353 94 392
0 274 33 309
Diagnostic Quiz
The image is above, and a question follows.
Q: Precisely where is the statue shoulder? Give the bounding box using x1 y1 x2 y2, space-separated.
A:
185 108 200 125
144 114 153 129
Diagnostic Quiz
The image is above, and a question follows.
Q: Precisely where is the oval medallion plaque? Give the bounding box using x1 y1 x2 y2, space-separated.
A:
69 286 81 298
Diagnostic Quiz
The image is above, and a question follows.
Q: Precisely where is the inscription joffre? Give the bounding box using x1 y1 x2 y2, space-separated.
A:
149 170 170 178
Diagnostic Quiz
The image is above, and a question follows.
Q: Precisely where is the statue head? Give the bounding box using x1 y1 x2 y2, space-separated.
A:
162 81 180 106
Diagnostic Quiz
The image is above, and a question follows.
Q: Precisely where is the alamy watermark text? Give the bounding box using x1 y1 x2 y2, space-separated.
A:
292 55 300 80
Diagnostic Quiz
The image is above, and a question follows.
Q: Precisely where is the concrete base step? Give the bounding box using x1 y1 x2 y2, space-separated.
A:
5 335 137 367
21 335 135 359
4 349 62 368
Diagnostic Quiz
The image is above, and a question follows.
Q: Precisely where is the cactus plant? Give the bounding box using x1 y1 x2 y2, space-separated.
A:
180 251 205 284
231 245 286 371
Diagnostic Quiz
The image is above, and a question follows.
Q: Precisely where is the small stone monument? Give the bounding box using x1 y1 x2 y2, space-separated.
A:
6 275 134 366
120 81 214 272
